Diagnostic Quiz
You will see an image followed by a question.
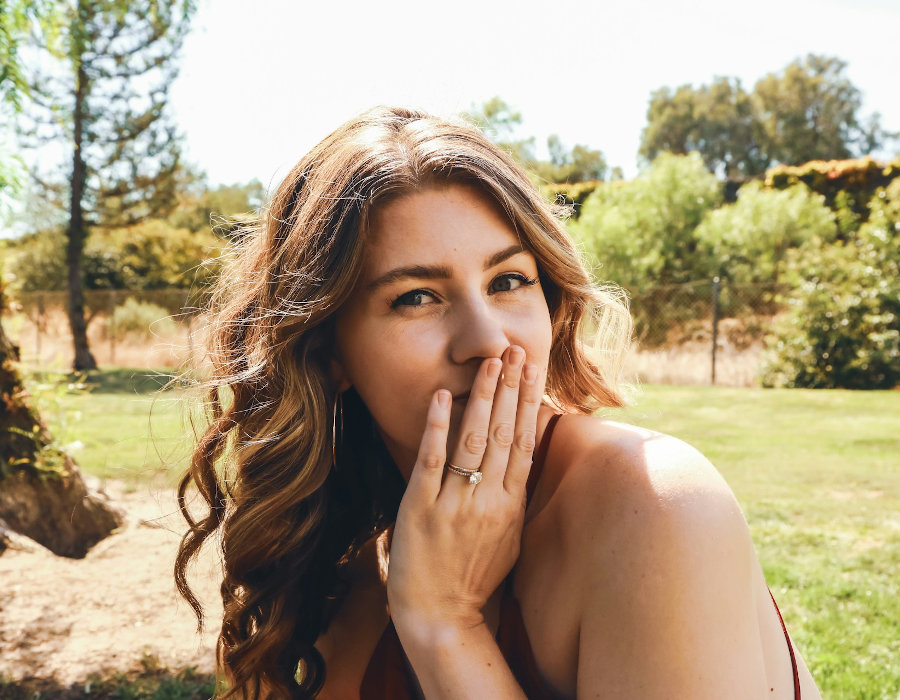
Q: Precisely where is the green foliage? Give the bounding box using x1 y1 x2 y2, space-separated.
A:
21 0 198 228
531 135 607 183
109 298 176 341
754 54 890 167
462 96 536 164
0 0 61 110
765 155 900 226
761 179 900 388
640 76 768 178
539 180 602 219
640 55 895 179
1 659 215 699
85 220 225 290
168 178 265 236
569 152 722 289
3 228 67 291
694 182 837 283
2 370 88 481
4 220 225 291
464 97 609 184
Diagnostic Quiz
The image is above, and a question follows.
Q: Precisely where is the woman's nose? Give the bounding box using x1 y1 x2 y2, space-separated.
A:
448 299 509 365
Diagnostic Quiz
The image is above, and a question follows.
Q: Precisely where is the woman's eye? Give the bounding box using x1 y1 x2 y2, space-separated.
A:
391 289 437 308
490 273 537 293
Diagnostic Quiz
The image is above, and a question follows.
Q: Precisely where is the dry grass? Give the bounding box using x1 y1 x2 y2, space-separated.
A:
4 309 768 386
626 341 764 386
3 308 197 369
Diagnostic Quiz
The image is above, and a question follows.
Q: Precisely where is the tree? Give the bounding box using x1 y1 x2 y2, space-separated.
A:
532 135 607 183
640 55 896 180
753 54 891 167
464 97 610 184
19 0 196 370
1 4 121 556
463 96 536 164
640 77 768 179
168 178 265 236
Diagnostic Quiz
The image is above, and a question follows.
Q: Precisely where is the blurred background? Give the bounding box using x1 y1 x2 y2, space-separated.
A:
1 1 898 698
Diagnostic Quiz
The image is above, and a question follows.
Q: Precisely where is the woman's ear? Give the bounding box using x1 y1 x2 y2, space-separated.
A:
330 358 352 392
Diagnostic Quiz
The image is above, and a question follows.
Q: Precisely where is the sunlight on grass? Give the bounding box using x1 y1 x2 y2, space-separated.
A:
612 386 900 699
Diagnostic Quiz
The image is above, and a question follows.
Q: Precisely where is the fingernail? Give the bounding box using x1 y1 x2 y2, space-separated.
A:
509 346 525 366
487 358 502 378
524 363 538 384
437 390 451 408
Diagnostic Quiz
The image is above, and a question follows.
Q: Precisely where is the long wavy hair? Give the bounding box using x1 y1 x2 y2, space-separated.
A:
175 106 632 698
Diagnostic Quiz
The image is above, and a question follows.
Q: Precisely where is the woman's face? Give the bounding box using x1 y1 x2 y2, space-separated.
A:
334 183 553 477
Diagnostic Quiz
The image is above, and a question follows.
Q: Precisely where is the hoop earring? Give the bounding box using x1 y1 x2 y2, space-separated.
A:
332 391 344 470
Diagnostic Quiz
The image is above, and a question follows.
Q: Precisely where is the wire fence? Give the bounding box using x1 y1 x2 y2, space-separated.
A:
2 281 788 386
626 278 785 386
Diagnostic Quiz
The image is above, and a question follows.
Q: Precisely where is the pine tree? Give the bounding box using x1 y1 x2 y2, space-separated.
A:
20 0 195 369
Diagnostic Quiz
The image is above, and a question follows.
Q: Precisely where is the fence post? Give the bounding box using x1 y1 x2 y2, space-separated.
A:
36 293 44 358
711 277 720 385
109 290 116 366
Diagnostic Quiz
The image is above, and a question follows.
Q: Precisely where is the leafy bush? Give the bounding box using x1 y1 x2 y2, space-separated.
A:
694 182 837 284
3 228 67 291
109 298 176 341
86 221 225 290
760 179 900 388
568 152 722 290
4 220 226 292
540 180 602 220
765 155 900 220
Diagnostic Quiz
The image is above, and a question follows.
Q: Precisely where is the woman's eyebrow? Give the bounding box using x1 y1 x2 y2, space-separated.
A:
484 244 526 270
366 244 527 293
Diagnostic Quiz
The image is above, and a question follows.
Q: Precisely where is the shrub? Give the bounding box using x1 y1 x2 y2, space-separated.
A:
5 220 226 293
86 221 225 290
568 152 722 290
539 180 602 220
694 181 837 284
765 155 900 224
760 179 900 389
109 298 176 341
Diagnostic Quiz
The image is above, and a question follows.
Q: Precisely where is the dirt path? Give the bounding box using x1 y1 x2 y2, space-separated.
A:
0 481 221 687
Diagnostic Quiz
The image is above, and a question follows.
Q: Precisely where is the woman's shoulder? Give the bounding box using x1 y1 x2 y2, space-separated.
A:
541 412 754 575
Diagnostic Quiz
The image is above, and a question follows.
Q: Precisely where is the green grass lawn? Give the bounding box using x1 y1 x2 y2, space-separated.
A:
27 371 900 699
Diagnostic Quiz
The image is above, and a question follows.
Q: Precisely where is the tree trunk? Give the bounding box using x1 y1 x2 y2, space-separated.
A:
66 58 97 371
1 283 120 558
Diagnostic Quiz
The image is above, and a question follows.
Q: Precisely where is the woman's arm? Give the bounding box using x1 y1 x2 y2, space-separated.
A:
567 429 788 698
387 347 542 699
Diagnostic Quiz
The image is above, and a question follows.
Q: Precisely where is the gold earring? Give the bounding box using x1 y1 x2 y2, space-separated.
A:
332 391 343 469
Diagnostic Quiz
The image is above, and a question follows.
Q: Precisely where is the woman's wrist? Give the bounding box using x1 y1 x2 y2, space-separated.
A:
391 605 486 650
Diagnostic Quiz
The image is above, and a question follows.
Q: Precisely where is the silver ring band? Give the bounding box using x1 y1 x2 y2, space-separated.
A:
445 462 483 485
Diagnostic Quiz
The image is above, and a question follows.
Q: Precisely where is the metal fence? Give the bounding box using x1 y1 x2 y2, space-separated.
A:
5 288 204 370
627 278 785 386
3 281 788 386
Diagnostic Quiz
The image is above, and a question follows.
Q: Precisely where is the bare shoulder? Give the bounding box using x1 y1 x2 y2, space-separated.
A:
537 413 772 696
550 413 743 519
544 412 756 601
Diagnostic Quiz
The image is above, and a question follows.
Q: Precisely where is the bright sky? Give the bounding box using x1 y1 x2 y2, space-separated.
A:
170 0 900 190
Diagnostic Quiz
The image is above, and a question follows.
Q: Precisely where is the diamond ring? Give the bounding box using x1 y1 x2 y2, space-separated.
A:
445 462 483 485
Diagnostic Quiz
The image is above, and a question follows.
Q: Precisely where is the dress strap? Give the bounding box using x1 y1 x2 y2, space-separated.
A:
526 413 562 505
768 587 801 700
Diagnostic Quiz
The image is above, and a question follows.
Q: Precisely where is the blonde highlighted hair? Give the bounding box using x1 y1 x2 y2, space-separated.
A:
175 106 631 698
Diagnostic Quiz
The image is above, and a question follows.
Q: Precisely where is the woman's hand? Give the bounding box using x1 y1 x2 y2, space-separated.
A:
386 345 544 637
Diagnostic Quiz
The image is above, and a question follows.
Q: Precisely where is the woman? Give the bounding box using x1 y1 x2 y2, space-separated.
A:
175 106 821 699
